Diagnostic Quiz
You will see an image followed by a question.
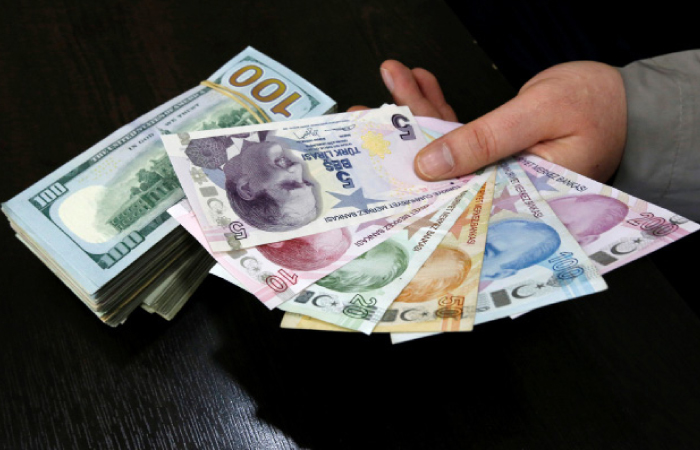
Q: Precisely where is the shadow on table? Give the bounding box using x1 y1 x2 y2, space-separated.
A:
203 277 525 449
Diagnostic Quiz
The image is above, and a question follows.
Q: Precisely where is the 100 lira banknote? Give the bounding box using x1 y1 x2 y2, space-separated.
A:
2 47 335 300
464 159 608 323
162 105 477 251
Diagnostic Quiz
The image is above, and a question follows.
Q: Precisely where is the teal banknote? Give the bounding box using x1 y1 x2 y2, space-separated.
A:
2 47 335 314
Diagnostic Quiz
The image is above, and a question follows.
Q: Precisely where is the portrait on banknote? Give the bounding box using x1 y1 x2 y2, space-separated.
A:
547 194 629 246
223 139 320 232
257 227 352 271
183 130 322 232
395 245 471 303
481 218 562 281
315 239 409 292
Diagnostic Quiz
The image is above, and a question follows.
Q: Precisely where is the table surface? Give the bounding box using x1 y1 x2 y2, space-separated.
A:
2 1 700 449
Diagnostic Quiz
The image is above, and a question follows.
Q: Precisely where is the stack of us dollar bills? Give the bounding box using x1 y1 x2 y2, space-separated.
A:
2 47 336 326
162 105 699 343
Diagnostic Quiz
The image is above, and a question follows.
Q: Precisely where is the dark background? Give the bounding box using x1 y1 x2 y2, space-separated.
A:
2 1 700 449
447 1 700 87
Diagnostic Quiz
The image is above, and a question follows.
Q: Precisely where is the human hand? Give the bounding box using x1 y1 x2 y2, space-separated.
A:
350 60 627 183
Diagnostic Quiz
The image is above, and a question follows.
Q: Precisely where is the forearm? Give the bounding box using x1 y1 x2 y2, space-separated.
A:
615 50 700 221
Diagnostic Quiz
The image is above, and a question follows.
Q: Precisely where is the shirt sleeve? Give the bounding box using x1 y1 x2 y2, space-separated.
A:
616 50 700 221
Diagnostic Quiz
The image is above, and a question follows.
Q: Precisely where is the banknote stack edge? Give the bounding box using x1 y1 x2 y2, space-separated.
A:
1 47 336 325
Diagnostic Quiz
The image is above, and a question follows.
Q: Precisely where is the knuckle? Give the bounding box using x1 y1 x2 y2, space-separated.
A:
463 121 499 164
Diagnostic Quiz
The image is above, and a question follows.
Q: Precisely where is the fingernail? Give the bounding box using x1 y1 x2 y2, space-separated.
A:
380 68 394 93
416 142 455 179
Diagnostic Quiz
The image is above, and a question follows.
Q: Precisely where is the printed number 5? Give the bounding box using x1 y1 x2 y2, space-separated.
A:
391 114 416 141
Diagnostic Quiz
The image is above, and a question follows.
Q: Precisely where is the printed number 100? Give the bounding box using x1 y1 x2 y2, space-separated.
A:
229 65 301 117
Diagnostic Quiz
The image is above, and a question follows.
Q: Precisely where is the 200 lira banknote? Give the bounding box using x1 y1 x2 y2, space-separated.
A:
516 154 700 274
162 105 477 251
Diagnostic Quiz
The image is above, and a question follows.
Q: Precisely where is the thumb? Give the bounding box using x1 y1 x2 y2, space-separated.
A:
414 85 567 180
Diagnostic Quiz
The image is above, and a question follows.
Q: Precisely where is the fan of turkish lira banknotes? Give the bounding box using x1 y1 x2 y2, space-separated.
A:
166 105 698 343
4 47 698 338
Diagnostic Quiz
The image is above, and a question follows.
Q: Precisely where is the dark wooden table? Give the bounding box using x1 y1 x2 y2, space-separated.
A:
2 1 700 449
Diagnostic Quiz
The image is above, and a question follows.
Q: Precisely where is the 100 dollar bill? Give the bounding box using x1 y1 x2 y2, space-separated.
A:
2 47 335 296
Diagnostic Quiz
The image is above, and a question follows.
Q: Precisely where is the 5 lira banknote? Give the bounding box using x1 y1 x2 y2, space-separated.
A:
162 105 483 253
